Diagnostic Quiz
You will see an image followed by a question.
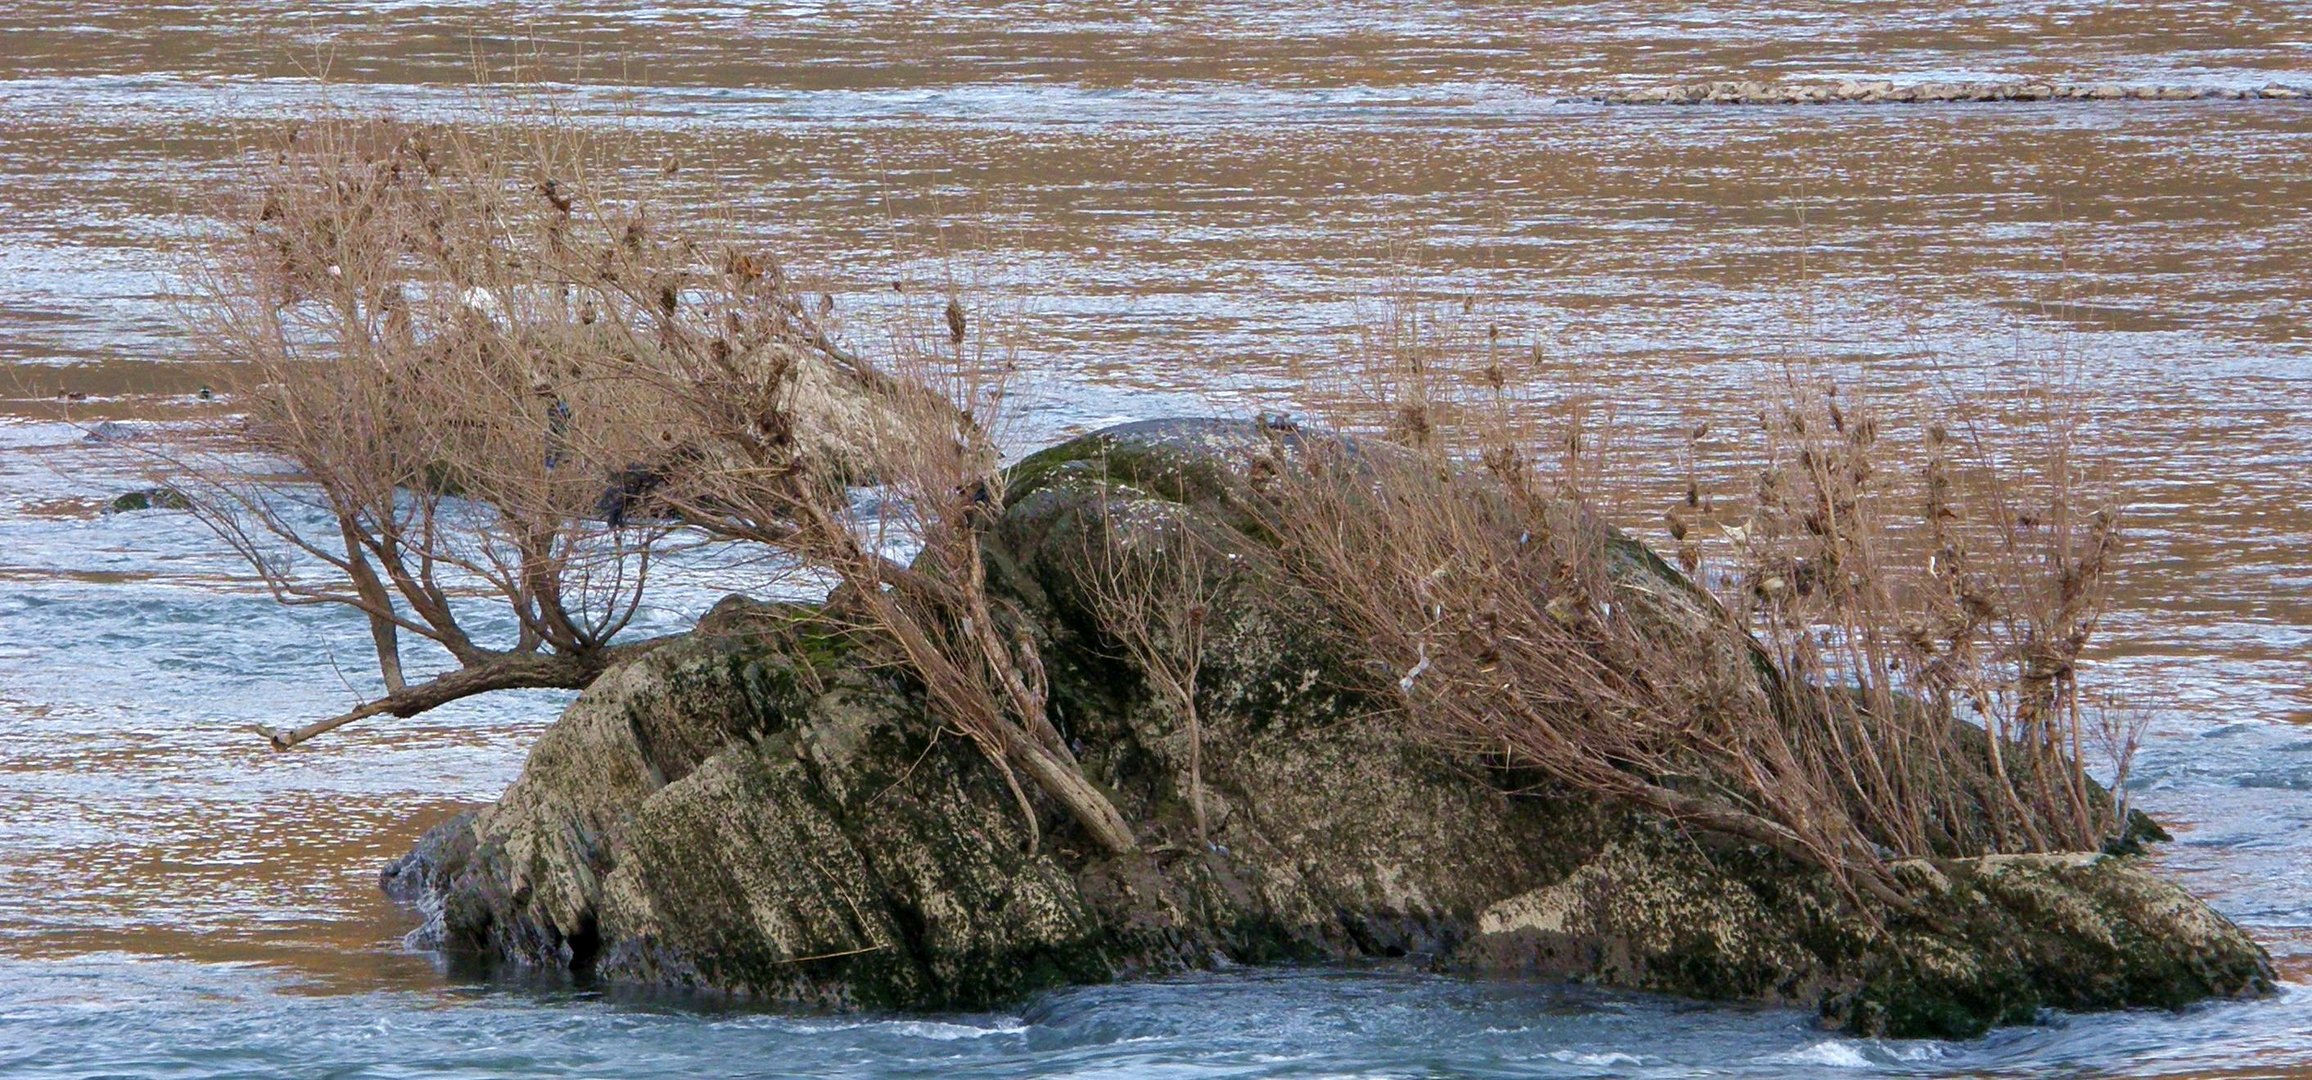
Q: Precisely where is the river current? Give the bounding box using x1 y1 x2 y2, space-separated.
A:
1 3 2309 1076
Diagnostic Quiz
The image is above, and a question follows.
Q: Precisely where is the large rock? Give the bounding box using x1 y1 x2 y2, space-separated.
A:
386 418 2272 1037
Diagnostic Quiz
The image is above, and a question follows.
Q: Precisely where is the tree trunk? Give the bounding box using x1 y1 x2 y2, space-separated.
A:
1006 734 1139 856
258 634 683 749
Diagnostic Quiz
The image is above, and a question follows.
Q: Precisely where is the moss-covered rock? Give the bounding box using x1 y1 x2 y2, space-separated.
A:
104 487 192 513
387 418 2272 1039
1839 853 2278 1036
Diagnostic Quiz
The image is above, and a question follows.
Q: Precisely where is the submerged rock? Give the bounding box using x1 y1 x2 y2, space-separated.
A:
104 487 192 513
387 418 2271 1038
82 421 149 444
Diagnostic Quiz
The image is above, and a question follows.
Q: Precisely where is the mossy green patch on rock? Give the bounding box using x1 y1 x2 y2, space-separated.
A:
1832 853 2276 1038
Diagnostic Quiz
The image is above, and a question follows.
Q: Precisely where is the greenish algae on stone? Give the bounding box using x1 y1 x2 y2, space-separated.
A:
386 418 2273 1040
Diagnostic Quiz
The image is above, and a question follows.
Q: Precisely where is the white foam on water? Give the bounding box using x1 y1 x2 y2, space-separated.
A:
883 1018 1034 1041
1765 1040 1875 1068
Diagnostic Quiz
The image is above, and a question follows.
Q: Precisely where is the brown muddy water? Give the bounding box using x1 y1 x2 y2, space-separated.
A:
0 4 2308 1077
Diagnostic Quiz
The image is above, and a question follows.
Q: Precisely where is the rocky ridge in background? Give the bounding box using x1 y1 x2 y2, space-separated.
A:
1590 79 2309 105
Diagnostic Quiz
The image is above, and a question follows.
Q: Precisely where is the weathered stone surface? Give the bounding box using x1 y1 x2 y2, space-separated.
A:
514 324 935 483
81 421 149 444
389 417 2273 1038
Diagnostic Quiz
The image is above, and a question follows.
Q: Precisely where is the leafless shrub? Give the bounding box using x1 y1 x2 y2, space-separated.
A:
622 252 1140 855
1074 469 1223 842
2087 695 2153 825
1267 293 2137 905
1259 427 1907 906
1709 364 2130 856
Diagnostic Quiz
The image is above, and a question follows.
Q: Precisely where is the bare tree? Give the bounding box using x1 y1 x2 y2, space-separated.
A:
172 97 1141 854
160 87 1140 855
1259 434 1907 908
621 262 1141 855
1721 368 2128 857
172 111 707 747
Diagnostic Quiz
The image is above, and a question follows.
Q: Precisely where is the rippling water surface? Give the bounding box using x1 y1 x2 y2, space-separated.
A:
1 3 2308 1076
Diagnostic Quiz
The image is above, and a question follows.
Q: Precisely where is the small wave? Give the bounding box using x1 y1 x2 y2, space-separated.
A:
884 1017 1032 1041
1546 1049 1643 1066
1762 1039 1952 1069
1769 1041 1875 1068
740 1013 1032 1041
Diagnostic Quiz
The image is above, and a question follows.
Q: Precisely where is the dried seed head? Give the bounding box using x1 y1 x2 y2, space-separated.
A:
1756 467 1784 499
945 297 967 345
536 177 573 214
1395 403 1432 443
